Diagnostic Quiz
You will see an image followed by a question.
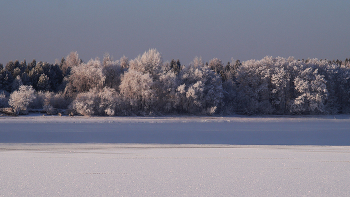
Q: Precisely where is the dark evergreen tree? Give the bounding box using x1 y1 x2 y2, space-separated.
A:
0 70 14 92
49 64 64 91
170 59 181 75
59 57 65 73
11 75 23 91
37 74 51 91
5 61 15 76
21 72 32 86
27 59 36 73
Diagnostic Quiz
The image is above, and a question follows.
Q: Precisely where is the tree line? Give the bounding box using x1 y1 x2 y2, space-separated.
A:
1 49 350 115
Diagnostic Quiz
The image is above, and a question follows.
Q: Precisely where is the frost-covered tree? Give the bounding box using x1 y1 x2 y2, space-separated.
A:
266 57 296 114
71 87 122 116
129 49 163 80
8 85 36 115
208 58 238 114
270 65 290 114
29 91 47 109
118 49 165 114
175 57 223 114
29 91 69 111
120 55 129 69
102 54 125 91
3 48 350 116
218 59 240 83
235 57 272 114
97 87 121 116
290 66 328 114
119 70 156 114
208 58 224 74
310 59 350 114
71 89 99 116
234 57 330 114
157 67 179 112
61 51 81 76
68 58 105 94
47 92 70 109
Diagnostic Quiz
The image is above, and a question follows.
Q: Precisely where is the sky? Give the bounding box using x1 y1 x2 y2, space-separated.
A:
1 0 349 65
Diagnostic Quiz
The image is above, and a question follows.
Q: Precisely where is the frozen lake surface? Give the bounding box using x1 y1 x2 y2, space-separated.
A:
1 115 350 196
1 115 350 145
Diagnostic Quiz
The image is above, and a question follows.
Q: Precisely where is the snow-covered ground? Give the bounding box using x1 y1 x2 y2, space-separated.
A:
1 115 350 196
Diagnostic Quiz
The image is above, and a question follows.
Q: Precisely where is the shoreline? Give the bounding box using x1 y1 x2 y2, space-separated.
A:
1 113 350 124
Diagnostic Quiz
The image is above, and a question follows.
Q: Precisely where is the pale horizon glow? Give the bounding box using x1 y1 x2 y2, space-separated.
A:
1 1 349 65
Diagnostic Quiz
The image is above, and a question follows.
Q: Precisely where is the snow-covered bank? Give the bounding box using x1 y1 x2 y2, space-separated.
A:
1 144 350 196
1 115 350 145
1 114 350 123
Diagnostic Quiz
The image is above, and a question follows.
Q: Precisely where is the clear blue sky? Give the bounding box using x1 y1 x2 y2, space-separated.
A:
1 0 349 65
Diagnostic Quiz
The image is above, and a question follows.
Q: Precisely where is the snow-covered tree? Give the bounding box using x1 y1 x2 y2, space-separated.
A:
97 87 123 116
49 92 70 109
68 58 105 94
71 87 121 116
208 58 224 74
8 85 36 115
61 51 81 76
3 48 350 116
120 55 129 69
29 91 70 113
71 89 99 116
266 57 296 114
235 57 272 114
102 54 124 91
175 57 223 114
157 70 179 112
119 70 156 114
118 49 164 114
129 49 163 80
290 65 328 114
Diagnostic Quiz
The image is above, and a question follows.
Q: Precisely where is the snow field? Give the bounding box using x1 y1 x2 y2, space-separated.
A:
1 144 350 196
